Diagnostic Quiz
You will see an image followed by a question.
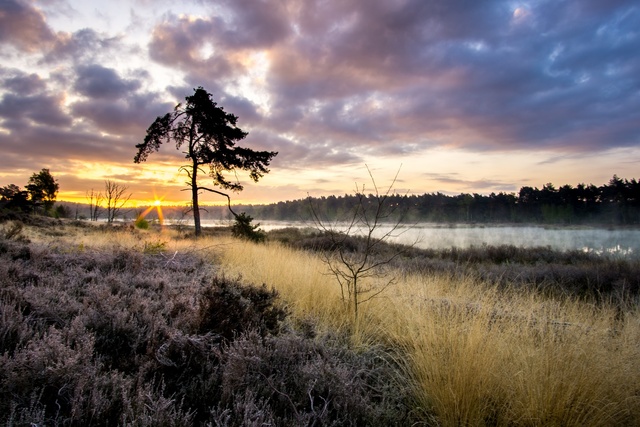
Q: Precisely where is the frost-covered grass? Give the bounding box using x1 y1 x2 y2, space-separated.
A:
0 220 409 426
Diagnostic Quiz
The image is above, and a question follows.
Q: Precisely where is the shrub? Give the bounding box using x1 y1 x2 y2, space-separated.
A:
197 276 287 340
0 226 413 425
231 212 266 242
135 216 150 229
213 331 410 426
143 239 167 254
0 221 26 241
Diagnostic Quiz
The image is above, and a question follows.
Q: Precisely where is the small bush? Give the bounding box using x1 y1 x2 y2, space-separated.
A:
197 277 287 340
231 212 266 242
135 216 150 229
143 240 167 254
1 221 25 241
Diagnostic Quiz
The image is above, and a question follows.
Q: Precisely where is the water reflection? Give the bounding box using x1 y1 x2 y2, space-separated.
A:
581 245 635 257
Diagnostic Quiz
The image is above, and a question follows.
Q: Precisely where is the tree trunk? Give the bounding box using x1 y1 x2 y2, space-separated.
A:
191 160 202 237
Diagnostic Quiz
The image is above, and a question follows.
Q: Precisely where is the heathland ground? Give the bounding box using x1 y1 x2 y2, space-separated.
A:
1 219 639 426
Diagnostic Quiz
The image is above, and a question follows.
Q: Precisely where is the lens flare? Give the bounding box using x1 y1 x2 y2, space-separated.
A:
136 191 166 226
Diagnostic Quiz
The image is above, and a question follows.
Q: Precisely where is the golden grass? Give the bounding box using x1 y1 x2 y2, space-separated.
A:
212 235 640 427
21 223 640 426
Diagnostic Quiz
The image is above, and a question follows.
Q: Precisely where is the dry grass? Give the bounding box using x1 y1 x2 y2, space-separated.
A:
215 234 640 426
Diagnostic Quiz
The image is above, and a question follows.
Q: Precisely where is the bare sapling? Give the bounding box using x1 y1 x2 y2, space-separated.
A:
104 180 132 223
310 166 411 322
86 188 103 221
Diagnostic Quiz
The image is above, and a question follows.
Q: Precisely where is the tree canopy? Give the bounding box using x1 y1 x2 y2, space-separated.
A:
26 169 59 212
134 87 277 236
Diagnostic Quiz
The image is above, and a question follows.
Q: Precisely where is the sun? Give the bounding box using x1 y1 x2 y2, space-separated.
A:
136 192 167 226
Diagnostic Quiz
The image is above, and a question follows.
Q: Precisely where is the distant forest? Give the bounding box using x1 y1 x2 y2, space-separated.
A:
238 175 640 225
137 174 640 226
57 175 640 225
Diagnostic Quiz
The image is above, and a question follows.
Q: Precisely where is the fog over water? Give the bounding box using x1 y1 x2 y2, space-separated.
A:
196 220 640 258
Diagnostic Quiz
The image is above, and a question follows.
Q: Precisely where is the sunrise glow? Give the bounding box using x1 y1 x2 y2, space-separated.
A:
0 0 637 206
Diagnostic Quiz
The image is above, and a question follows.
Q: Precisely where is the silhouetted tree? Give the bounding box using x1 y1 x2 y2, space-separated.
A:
134 87 277 236
86 188 103 221
0 184 31 213
26 169 59 213
53 204 71 219
104 180 131 223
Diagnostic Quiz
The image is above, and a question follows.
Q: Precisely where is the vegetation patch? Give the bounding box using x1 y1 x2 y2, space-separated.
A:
271 229 640 303
0 222 411 426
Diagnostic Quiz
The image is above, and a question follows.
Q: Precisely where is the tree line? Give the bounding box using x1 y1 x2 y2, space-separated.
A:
0 169 62 217
233 175 640 225
0 169 133 224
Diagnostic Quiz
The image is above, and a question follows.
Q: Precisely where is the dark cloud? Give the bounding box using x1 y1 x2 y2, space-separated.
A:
216 0 291 49
0 124 130 172
71 92 173 136
149 15 239 82
0 91 70 128
0 0 56 52
0 68 47 95
74 64 141 99
142 0 638 167
218 94 262 125
257 0 640 157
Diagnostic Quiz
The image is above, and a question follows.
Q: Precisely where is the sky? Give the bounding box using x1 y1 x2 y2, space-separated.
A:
0 0 639 206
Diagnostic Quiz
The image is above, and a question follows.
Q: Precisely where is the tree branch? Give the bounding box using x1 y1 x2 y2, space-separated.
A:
197 186 239 218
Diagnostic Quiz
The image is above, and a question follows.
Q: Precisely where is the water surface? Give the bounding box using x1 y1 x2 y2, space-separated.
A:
194 220 640 258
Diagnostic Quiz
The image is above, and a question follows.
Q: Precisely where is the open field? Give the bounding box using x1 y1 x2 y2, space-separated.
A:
2 219 639 426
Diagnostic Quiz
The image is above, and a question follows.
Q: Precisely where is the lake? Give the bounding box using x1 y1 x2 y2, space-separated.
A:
193 220 640 258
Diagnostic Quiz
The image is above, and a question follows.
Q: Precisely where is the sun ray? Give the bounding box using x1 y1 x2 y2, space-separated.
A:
136 190 167 227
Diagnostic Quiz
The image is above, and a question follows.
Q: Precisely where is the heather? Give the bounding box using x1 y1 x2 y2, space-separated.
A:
0 221 409 426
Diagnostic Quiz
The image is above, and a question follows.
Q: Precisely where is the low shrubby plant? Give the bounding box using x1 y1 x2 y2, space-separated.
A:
0 223 411 426
135 216 150 229
0 221 25 241
143 239 167 254
231 212 266 242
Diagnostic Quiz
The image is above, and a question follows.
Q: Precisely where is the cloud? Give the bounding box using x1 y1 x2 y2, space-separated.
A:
0 90 70 128
260 0 639 157
148 15 240 83
1 0 639 201
139 0 640 171
0 68 47 95
71 92 173 136
423 173 517 193
0 0 56 52
214 0 291 49
46 28 123 64
74 64 141 99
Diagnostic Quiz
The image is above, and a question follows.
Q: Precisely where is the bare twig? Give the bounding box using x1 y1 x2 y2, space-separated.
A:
308 165 413 321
